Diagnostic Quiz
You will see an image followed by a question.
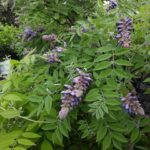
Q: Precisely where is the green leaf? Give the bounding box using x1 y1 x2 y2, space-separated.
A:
96 46 113 52
0 130 22 149
112 139 122 150
104 91 118 98
22 132 41 138
3 93 24 101
63 118 71 131
52 129 63 146
131 128 139 142
41 140 53 150
96 123 107 142
18 139 35 146
110 124 126 132
42 123 57 130
45 96 53 115
102 134 111 150
115 59 132 66
115 48 130 56
94 61 112 71
85 88 99 101
140 118 150 127
106 99 120 106
142 126 150 133
59 121 69 137
0 109 20 119
115 68 129 78
13 147 26 150
144 78 150 83
112 132 128 143
99 69 112 78
102 103 108 114
94 54 112 62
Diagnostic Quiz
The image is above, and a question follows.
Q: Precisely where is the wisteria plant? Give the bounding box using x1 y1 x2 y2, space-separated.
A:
0 0 150 150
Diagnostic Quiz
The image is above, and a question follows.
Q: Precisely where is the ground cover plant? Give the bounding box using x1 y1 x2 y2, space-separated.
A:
0 0 150 150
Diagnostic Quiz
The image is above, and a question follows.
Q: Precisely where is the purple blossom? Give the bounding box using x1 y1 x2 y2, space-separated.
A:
104 0 117 11
59 69 92 119
55 47 64 52
47 53 60 63
42 33 57 42
44 46 64 63
115 18 132 48
22 28 37 41
121 92 145 116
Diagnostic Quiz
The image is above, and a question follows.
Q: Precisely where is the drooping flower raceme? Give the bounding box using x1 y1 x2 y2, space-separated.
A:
115 18 132 48
59 69 92 119
42 33 57 42
103 0 117 11
22 28 37 41
43 47 64 63
121 92 145 116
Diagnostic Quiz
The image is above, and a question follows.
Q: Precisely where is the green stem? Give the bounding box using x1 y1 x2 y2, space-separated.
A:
19 116 46 124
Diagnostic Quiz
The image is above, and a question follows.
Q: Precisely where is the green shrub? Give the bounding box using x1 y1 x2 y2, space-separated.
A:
0 0 150 150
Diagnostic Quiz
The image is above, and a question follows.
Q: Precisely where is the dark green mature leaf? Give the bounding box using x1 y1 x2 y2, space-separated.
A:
144 78 150 83
115 59 132 66
85 88 100 101
45 96 53 115
96 46 113 53
59 121 69 138
140 118 150 127
94 54 112 62
112 139 122 150
112 132 128 143
96 123 107 142
106 99 121 106
115 68 129 78
102 134 111 150
94 61 112 71
115 48 130 56
131 128 139 142
142 126 150 133
99 69 112 78
52 129 63 146
110 124 126 132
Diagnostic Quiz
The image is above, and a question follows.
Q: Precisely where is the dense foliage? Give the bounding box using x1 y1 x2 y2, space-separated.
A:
0 0 150 150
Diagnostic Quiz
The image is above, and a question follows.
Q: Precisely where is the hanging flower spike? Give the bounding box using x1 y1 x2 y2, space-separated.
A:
103 0 117 11
43 46 64 63
59 69 92 119
42 33 57 42
121 92 145 116
22 28 37 41
55 47 64 53
115 18 132 48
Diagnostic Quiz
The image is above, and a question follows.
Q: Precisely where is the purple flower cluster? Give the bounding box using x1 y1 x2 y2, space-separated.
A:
121 92 145 116
59 68 92 119
115 18 132 48
44 47 64 63
22 28 37 41
42 33 57 42
107 0 117 11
